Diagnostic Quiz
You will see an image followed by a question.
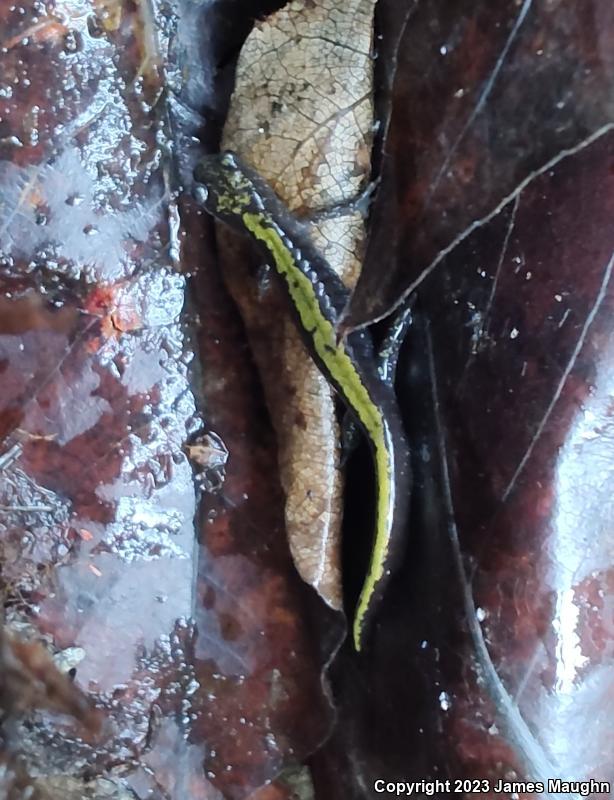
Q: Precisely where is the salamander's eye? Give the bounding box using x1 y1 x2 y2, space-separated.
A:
221 151 238 169
193 185 209 206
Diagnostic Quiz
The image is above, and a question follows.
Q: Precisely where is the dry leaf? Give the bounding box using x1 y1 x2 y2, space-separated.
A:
219 0 376 611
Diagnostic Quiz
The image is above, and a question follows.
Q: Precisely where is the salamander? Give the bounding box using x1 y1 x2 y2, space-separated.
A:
193 151 411 651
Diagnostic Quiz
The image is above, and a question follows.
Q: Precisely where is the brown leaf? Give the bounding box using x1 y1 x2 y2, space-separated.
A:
2 0 340 795
309 1 614 795
219 0 375 613
0 624 99 730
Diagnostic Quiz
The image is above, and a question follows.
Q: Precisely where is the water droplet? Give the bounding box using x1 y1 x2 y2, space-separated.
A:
63 30 82 53
438 691 451 711
193 185 208 205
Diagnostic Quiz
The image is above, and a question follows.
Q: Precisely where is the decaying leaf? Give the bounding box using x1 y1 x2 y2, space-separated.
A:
32 776 137 800
0 620 102 798
219 0 376 611
0 622 99 729
1 0 339 793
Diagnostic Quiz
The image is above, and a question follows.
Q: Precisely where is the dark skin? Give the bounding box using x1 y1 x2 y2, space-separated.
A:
193 152 411 651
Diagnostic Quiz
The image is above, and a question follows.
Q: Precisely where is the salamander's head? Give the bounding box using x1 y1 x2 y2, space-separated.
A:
193 151 261 222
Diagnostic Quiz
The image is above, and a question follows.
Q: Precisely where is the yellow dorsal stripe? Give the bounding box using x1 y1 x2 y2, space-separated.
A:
242 211 395 650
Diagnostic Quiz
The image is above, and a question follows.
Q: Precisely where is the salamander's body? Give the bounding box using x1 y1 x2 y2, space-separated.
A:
194 152 411 651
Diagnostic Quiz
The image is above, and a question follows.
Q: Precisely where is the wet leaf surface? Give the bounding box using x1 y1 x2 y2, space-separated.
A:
2 0 614 798
1 0 335 797
424 128 614 791
349 0 614 328
308 1 614 798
